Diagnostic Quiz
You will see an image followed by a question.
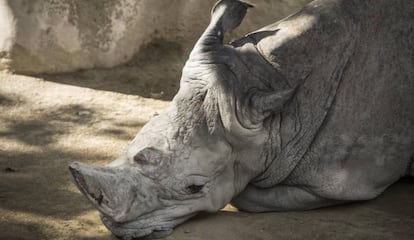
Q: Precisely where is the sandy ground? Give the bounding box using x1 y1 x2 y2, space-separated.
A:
1 62 414 240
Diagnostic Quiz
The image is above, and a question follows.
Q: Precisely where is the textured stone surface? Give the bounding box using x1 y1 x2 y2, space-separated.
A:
0 0 311 74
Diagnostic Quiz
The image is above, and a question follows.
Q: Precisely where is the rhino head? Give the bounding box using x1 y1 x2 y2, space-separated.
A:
69 0 296 239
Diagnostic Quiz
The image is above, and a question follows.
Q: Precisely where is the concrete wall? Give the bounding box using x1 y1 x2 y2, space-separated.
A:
0 0 311 74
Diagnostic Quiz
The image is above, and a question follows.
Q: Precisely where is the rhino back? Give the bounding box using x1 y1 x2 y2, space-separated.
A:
248 0 414 191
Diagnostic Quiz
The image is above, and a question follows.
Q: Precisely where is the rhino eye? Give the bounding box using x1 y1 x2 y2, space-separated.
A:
133 147 163 165
186 184 204 194
133 154 148 165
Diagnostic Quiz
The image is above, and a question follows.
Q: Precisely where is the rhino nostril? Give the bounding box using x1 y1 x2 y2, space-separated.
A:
90 190 104 205
96 193 104 205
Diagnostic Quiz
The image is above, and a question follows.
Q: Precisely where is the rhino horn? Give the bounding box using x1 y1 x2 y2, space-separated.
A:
69 162 120 220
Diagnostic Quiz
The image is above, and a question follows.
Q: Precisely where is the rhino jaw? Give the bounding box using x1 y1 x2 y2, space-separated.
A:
101 214 184 240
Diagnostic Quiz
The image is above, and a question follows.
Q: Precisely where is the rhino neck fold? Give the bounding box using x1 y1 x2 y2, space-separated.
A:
212 44 291 193
250 14 359 187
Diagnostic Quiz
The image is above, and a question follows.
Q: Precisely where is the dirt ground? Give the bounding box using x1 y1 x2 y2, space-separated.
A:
1 47 414 240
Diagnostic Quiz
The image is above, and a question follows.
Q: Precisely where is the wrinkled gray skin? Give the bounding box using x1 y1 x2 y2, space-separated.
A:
69 0 414 239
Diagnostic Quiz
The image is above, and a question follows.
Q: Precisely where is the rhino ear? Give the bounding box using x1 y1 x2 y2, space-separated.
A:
211 0 254 33
248 87 296 123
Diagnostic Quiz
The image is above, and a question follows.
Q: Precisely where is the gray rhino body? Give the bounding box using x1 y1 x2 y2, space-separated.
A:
69 0 414 239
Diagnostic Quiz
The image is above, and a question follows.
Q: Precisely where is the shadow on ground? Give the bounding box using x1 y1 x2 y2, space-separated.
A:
35 39 187 101
0 219 48 240
0 88 148 240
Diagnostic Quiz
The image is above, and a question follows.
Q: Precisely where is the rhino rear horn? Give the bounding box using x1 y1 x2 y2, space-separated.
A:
248 87 297 123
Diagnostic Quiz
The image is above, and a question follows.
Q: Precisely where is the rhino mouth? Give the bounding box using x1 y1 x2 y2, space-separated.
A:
101 213 193 240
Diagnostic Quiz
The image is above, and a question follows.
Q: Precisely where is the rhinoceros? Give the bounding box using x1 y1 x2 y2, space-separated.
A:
69 0 414 239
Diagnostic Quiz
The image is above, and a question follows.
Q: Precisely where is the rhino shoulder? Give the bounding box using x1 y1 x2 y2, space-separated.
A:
241 0 358 85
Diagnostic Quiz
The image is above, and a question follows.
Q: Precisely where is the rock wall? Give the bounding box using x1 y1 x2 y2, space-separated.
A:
0 0 311 74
